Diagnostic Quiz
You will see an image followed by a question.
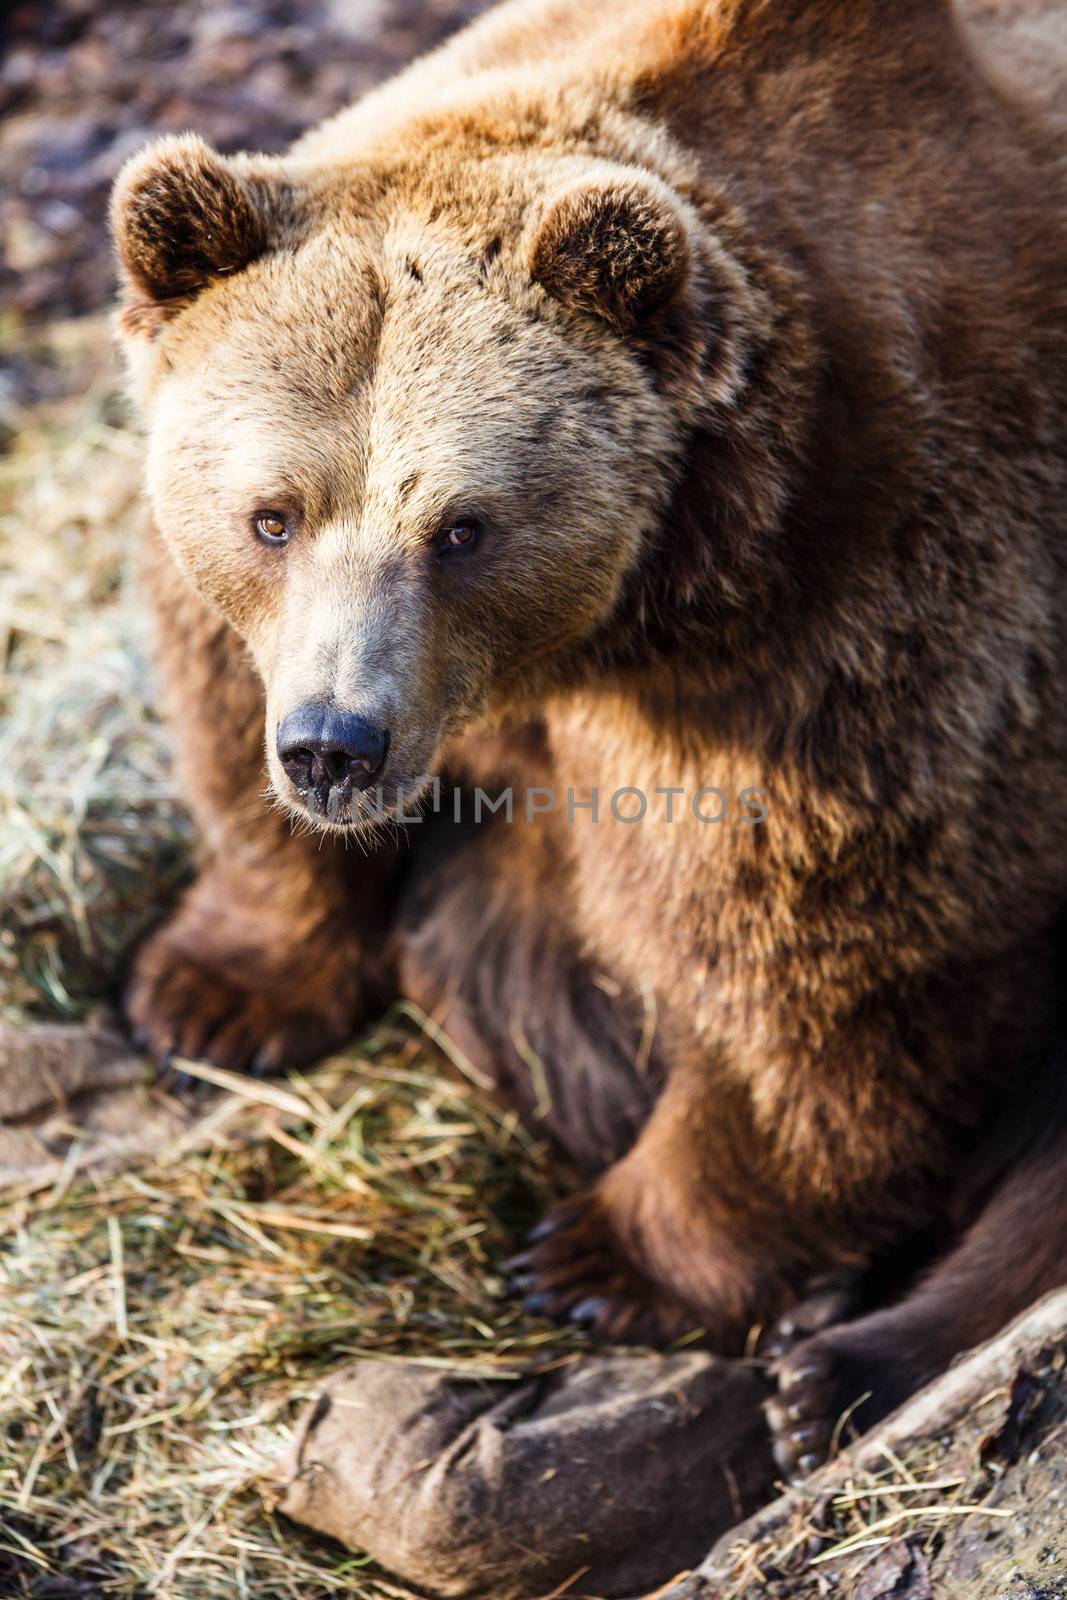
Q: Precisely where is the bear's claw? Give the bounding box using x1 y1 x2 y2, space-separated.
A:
764 1344 844 1479
764 1319 912 1481
125 926 359 1079
757 1273 861 1364
511 1191 701 1346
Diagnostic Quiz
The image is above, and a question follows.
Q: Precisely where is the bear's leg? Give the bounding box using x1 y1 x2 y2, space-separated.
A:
125 526 404 1074
398 815 723 1343
508 1057 837 1347
510 970 1049 1350
397 804 663 1177
400 813 888 1347
767 1088 1067 1477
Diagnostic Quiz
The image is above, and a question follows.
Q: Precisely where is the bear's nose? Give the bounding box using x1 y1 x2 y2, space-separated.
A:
277 703 390 799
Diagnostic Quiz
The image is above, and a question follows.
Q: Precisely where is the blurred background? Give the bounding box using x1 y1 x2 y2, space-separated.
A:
2 0 491 323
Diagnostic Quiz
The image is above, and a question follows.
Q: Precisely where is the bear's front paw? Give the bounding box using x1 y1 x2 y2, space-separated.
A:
125 921 364 1077
506 1191 702 1346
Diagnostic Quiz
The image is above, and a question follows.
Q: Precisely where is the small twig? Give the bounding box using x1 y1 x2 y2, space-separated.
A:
107 1215 128 1342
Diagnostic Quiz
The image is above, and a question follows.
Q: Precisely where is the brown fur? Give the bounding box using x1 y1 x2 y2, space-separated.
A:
111 0 1067 1472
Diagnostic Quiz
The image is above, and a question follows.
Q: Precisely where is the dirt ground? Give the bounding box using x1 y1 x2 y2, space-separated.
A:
1 0 492 326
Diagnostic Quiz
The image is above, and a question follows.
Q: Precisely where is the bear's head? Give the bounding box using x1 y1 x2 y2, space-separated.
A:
112 132 740 829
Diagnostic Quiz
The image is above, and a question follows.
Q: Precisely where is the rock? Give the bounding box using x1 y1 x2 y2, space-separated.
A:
274 1348 777 1599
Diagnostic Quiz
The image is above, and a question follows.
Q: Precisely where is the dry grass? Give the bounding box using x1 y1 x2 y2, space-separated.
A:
0 316 189 1021
0 317 571 1598
0 1030 569 1599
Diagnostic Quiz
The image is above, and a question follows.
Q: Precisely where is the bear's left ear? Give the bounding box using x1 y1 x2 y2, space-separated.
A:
527 173 692 330
111 133 267 321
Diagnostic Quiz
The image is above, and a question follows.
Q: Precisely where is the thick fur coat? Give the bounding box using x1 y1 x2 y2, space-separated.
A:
111 0 1067 1473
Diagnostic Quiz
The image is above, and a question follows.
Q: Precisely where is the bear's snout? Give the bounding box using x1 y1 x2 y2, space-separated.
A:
277 703 390 816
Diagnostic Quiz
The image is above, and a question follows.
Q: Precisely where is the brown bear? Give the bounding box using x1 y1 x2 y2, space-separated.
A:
111 0 1067 1477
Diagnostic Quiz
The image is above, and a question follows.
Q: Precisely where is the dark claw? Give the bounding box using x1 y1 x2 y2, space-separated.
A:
158 1053 211 1096
527 1217 561 1244
763 1398 791 1433
525 1292 555 1316
250 1048 273 1079
569 1297 605 1325
795 1451 822 1477
157 1050 195 1091
778 1362 820 1391
769 1318 797 1353
787 1422 824 1452
765 1395 809 1427
504 1250 533 1274
163 1056 200 1095
130 1028 150 1054
505 1274 536 1295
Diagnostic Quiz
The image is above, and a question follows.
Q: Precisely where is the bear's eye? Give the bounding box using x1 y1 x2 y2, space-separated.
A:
254 510 292 546
437 518 480 556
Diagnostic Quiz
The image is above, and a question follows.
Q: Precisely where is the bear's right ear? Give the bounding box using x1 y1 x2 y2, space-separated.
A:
111 134 266 330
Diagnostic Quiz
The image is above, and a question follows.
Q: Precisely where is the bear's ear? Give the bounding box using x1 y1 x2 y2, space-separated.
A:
527 174 691 330
111 134 266 318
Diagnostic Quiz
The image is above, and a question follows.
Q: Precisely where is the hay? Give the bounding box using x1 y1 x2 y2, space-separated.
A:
0 318 573 1597
0 1030 570 1598
0 317 190 1022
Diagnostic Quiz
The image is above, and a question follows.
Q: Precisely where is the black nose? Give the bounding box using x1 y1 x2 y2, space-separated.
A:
277 704 390 803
